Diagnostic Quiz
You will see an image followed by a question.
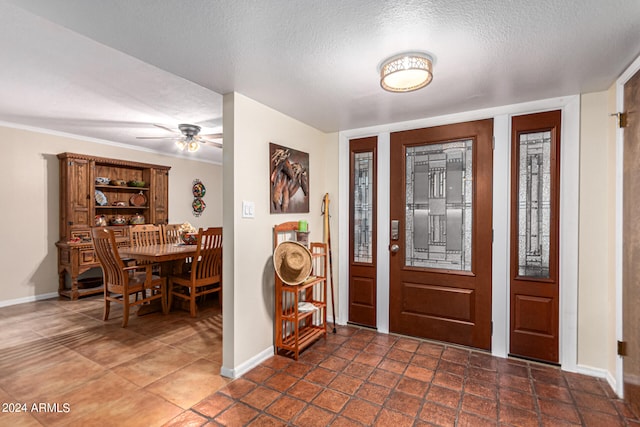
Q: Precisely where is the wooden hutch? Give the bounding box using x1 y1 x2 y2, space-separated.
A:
56 152 170 300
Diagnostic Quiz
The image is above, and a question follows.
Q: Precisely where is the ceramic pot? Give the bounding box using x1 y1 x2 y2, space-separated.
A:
129 213 145 225
94 215 107 227
181 232 198 245
110 215 127 226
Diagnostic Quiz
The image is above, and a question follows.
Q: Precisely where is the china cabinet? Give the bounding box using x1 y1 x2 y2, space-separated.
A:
56 152 170 299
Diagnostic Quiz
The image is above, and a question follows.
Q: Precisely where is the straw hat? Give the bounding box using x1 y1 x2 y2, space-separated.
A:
273 241 312 285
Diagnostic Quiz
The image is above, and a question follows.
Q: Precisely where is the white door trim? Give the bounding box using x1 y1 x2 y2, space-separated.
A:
339 95 579 369
615 54 640 397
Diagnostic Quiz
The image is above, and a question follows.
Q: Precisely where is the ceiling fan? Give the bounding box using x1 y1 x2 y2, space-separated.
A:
137 123 223 152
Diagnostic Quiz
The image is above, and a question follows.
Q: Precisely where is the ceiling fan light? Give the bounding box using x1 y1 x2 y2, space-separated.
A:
176 140 187 151
187 140 200 152
380 52 434 92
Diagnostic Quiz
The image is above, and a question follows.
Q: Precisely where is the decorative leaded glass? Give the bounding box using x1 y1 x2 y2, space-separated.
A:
405 140 473 270
517 131 551 278
353 152 373 263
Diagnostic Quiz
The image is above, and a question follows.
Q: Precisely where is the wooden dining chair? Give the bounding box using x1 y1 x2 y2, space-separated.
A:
91 228 168 327
162 223 182 244
168 227 222 317
129 224 164 298
130 224 163 247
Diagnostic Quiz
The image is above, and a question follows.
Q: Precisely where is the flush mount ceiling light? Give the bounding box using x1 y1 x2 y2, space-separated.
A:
379 52 434 93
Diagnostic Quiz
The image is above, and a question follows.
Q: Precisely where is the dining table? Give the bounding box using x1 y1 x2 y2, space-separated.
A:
119 243 199 315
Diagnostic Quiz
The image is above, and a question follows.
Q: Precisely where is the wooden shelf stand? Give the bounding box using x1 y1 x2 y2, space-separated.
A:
274 222 328 360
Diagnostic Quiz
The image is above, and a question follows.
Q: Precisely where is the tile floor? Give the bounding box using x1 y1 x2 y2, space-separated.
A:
0 296 638 426
0 294 225 426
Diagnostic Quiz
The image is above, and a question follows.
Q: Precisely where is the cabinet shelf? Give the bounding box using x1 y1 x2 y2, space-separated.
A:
281 276 324 292
281 300 326 321
95 206 149 210
95 185 149 191
280 325 326 354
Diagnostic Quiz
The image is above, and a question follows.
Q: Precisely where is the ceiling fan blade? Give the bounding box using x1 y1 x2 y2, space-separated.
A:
200 139 223 149
153 123 178 133
200 133 223 139
136 136 181 140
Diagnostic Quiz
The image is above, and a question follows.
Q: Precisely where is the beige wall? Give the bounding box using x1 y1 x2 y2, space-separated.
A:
577 91 616 372
222 93 338 372
0 125 222 303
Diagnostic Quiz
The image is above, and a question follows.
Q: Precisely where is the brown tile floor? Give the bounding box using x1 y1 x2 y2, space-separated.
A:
1 296 638 426
0 294 225 426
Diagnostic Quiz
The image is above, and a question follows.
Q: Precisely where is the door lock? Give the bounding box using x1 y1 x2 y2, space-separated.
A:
391 220 399 240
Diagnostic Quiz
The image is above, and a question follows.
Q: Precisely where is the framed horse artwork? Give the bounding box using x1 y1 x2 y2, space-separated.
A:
270 143 309 213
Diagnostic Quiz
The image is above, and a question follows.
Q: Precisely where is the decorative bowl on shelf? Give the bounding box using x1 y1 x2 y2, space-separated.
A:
110 179 126 186
109 215 127 226
181 232 198 245
127 180 145 187
129 213 145 225
95 177 110 185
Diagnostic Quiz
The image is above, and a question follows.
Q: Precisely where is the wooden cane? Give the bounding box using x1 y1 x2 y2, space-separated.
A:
323 193 337 333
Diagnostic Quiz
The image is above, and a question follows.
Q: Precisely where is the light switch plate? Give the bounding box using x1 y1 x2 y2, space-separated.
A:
242 200 255 218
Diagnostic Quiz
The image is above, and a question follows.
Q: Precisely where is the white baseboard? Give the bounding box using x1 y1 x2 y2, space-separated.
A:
0 292 59 308
220 346 274 379
575 364 612 380
576 364 619 398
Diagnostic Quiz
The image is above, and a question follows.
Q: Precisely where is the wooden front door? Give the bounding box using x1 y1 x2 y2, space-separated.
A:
389 119 493 350
509 110 561 364
623 67 640 414
348 136 377 327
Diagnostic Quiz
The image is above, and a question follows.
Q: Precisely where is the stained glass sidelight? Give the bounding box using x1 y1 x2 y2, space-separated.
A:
353 151 373 263
517 131 551 278
405 140 473 270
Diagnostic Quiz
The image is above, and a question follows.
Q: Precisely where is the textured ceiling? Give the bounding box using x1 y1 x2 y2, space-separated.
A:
1 0 640 163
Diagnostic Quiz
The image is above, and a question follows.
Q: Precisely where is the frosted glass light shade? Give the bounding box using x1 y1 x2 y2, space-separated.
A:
187 140 200 152
380 53 433 92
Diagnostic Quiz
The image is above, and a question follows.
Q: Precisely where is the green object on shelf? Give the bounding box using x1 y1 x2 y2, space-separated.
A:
298 220 308 232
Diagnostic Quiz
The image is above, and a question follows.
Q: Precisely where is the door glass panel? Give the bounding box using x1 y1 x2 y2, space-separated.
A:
353 151 373 263
405 139 473 270
517 131 551 278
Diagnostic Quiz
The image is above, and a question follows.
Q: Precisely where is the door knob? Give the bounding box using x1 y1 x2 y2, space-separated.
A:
390 244 400 253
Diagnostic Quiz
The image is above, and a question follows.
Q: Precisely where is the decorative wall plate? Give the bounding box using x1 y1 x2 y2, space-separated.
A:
192 178 207 217
95 190 108 206
192 197 206 216
129 192 147 207
192 179 206 197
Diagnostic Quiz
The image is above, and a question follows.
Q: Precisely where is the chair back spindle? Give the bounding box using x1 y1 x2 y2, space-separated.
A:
162 223 182 244
130 224 162 247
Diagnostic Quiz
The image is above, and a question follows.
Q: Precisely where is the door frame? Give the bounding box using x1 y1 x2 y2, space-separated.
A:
615 54 640 397
338 95 579 369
